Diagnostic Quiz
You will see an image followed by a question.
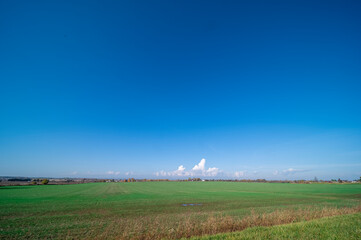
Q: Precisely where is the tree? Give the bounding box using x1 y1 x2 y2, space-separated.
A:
41 179 49 185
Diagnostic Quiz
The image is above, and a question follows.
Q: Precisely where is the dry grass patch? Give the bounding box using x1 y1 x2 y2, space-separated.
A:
60 205 361 240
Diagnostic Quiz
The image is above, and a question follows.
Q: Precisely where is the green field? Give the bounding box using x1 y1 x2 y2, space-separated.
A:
189 212 361 240
0 182 360 239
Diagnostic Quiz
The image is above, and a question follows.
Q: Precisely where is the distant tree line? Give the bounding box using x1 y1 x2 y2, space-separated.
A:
2 175 360 186
8 178 31 182
112 177 361 184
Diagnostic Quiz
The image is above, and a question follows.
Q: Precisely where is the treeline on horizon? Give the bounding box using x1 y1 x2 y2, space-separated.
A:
1 176 360 186
113 177 359 184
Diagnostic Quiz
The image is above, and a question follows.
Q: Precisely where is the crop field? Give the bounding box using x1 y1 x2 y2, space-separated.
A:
189 212 361 240
0 182 360 239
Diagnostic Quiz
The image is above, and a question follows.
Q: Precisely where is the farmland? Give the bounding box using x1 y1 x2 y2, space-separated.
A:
189 212 361 240
0 182 360 239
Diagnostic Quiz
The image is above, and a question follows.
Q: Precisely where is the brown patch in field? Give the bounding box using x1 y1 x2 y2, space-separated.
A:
59 205 361 240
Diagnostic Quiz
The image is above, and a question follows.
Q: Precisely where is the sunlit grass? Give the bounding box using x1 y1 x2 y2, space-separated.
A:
0 182 360 239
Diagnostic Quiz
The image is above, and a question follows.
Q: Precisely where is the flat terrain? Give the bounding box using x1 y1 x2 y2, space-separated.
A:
189 212 361 240
0 182 360 239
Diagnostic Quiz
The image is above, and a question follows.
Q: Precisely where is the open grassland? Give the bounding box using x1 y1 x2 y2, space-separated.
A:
0 182 360 239
189 212 361 240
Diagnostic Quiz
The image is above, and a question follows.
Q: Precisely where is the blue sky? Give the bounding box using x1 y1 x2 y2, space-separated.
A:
1 0 360 180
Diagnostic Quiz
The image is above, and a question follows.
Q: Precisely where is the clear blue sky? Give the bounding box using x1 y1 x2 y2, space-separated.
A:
1 0 360 180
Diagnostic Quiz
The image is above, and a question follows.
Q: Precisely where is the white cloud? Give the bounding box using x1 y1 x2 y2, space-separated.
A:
234 171 245 178
178 165 185 171
155 170 166 177
107 171 120 175
206 167 219 176
192 158 206 171
173 165 186 176
273 168 307 176
125 171 134 176
155 158 220 178
282 168 304 175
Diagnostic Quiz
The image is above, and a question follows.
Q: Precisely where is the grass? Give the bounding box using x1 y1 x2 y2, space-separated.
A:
0 182 360 239
189 212 361 240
